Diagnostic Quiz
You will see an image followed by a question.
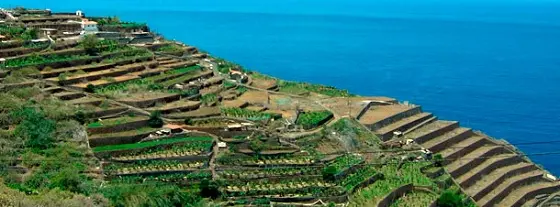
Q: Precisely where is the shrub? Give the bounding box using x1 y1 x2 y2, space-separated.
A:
184 118 193 125
58 73 68 81
12 107 56 150
434 154 443 167
85 84 96 93
322 166 337 181
81 34 99 55
74 111 87 125
18 67 41 77
296 110 333 129
437 190 467 207
43 66 53 72
148 111 164 128
199 179 220 198
20 28 38 41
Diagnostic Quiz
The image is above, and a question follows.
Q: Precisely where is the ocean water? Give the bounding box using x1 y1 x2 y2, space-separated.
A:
4 1 560 174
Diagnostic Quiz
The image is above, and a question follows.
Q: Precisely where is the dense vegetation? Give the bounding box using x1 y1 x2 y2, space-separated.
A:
0 25 37 40
296 110 333 129
0 88 211 206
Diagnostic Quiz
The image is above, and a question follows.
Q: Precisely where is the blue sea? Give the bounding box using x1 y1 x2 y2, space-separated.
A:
5 0 560 174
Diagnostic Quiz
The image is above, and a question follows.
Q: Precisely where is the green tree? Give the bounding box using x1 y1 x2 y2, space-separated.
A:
148 111 164 128
85 84 96 93
13 107 56 150
199 179 220 198
20 28 38 41
322 166 337 181
437 190 466 207
434 153 444 167
81 34 99 55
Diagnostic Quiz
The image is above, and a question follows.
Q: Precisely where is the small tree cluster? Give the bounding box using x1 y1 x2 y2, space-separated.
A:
148 111 164 128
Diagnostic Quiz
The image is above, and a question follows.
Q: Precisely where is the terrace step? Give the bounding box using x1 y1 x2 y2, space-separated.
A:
456 154 519 188
406 120 459 144
71 74 142 88
66 96 103 105
477 171 545 207
358 104 422 130
421 127 473 153
467 162 538 201
165 107 221 119
498 182 560 207
146 100 201 114
137 67 174 77
156 56 173 61
440 135 487 161
446 145 508 178
53 91 86 100
374 112 434 141
47 61 157 85
159 70 214 88
40 62 116 78
158 59 181 65
41 86 65 94
402 115 438 135
163 60 198 69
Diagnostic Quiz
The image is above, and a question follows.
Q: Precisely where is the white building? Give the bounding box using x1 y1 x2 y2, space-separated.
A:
79 18 99 33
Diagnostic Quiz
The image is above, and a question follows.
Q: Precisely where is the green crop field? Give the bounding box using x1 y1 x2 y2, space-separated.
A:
93 136 213 152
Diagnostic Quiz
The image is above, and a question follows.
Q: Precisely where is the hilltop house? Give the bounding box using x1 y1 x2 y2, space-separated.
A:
81 19 98 33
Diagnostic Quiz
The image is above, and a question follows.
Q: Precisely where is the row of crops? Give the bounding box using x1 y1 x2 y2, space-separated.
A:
278 80 353 97
111 170 212 184
87 114 146 129
389 191 438 207
326 154 364 174
296 110 333 129
93 136 213 152
217 154 316 166
104 159 206 175
351 162 437 205
221 107 282 121
218 167 321 180
222 177 343 197
339 166 378 191
1 46 151 68
91 65 201 97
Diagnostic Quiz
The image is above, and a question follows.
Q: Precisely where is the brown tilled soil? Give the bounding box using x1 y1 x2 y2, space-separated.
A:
358 104 413 125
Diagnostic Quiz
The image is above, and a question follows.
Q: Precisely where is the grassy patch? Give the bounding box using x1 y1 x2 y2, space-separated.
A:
93 136 213 152
157 44 184 53
87 115 146 128
296 110 333 129
350 162 436 206
89 127 158 139
278 80 352 97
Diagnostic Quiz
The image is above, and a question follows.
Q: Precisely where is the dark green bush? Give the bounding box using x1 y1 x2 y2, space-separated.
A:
148 111 164 128
322 166 337 182
437 190 467 207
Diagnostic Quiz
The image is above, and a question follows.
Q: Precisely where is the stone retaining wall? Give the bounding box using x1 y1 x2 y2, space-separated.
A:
460 156 524 189
472 164 539 200
87 119 149 135
429 129 474 153
450 147 508 178
369 106 422 131
416 121 459 144
482 174 545 207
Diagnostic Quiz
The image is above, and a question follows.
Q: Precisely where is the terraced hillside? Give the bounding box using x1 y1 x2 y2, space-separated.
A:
354 101 560 207
1 7 559 207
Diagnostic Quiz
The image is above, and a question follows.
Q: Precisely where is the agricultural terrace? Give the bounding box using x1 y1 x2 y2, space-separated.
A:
1 7 553 207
